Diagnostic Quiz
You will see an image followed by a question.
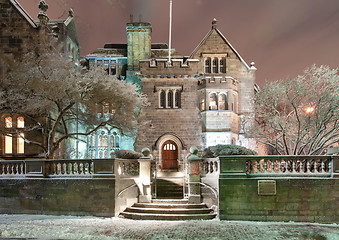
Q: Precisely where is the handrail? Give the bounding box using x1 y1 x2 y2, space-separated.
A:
188 181 218 200
117 183 138 197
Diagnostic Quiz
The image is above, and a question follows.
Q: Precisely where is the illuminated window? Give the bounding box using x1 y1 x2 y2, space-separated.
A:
5 117 12 128
17 133 24 154
5 135 12 154
209 93 218 110
17 117 24 128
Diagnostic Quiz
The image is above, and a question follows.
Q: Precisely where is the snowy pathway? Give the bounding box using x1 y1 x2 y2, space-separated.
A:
0 214 338 240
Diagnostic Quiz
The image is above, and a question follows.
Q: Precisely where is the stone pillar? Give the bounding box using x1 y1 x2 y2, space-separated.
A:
187 146 202 204
138 148 152 203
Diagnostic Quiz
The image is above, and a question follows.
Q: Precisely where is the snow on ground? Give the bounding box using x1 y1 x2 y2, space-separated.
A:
0 214 338 240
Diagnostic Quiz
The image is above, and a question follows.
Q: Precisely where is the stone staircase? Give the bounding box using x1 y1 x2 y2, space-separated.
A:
119 199 217 220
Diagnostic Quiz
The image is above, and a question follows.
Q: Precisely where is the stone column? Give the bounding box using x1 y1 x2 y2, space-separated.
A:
187 146 202 204
138 148 152 203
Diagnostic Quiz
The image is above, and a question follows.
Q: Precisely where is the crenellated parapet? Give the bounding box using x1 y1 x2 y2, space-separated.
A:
140 58 200 75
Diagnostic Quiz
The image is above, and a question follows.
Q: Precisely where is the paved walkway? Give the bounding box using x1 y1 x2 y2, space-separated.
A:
0 215 338 240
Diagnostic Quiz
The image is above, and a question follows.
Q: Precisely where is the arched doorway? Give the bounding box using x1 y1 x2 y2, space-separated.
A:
161 140 178 170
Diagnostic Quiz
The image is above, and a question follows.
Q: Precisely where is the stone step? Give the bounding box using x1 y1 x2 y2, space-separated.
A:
152 199 188 204
120 212 217 221
124 207 213 214
133 203 207 209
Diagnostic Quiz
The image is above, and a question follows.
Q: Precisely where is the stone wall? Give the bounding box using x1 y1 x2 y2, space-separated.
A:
219 156 339 223
0 178 115 217
0 0 38 57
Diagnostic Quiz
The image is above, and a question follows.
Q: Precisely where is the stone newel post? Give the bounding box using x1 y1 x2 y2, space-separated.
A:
187 146 202 204
138 148 152 203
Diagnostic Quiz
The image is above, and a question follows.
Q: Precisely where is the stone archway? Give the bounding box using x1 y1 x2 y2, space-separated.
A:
155 134 185 172
162 140 178 170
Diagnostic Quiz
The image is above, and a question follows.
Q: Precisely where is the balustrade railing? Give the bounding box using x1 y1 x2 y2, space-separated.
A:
45 160 94 177
116 159 139 177
245 156 331 177
0 158 118 178
201 158 219 176
0 161 25 176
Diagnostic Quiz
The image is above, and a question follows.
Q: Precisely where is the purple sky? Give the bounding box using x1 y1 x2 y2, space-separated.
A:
18 0 339 86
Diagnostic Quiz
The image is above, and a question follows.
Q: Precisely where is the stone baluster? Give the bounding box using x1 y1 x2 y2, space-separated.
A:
187 146 202 204
138 148 153 203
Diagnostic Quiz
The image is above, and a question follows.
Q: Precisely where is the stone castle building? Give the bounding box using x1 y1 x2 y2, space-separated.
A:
86 18 257 171
130 19 257 172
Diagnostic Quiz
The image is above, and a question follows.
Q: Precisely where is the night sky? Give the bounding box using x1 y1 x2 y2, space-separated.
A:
18 0 339 87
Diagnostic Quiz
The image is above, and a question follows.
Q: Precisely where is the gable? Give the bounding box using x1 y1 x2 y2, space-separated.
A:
190 23 251 70
9 0 38 28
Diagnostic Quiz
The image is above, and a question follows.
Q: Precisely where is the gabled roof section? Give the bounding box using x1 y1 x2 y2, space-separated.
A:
10 0 38 28
190 18 255 71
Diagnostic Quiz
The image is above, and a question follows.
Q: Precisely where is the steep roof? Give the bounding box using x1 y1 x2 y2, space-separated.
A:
10 0 38 28
190 19 255 71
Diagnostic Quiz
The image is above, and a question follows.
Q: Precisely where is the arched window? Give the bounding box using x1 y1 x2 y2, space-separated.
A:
5 117 12 128
167 91 173 108
219 94 227 110
17 117 24 128
231 138 236 145
175 91 180 108
200 97 205 111
220 57 226 73
160 91 165 108
212 58 218 73
205 58 211 73
209 93 218 110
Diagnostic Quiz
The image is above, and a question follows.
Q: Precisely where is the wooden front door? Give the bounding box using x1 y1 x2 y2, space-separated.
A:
162 140 178 170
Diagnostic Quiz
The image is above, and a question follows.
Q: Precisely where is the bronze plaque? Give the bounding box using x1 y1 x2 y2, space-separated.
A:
258 180 276 195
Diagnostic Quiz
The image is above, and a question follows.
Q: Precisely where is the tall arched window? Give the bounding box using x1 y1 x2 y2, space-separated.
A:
175 91 180 108
219 94 227 110
17 117 24 128
220 57 226 73
160 91 165 108
5 117 12 128
209 93 218 110
205 58 211 73
212 58 218 73
167 91 173 108
200 97 205 111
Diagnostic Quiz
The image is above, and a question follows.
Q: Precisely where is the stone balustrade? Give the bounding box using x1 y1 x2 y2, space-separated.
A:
45 160 94 177
245 156 331 177
116 159 139 177
0 161 25 176
202 158 219 176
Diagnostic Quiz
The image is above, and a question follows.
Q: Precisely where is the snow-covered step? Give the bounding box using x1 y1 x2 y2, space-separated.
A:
119 199 217 220
120 212 217 221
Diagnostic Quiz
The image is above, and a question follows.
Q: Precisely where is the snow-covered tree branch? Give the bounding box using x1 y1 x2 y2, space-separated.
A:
251 65 339 155
0 35 148 159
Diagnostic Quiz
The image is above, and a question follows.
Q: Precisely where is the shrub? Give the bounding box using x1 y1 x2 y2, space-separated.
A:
202 144 257 158
115 150 143 159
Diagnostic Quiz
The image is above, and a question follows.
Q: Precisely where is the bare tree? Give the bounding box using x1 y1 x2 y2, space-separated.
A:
0 36 148 159
251 65 339 155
